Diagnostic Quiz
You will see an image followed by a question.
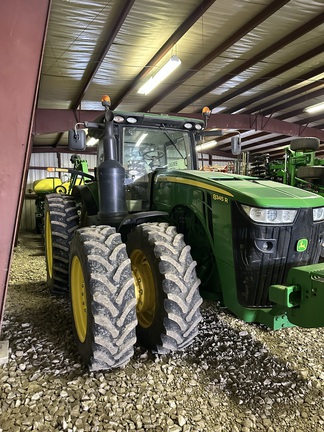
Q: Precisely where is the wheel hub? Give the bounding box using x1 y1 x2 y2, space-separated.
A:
45 212 53 279
131 249 155 328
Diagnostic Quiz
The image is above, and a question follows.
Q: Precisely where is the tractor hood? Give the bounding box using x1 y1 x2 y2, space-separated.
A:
155 170 324 208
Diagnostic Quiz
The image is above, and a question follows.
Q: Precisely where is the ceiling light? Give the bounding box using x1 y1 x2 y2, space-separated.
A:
305 102 324 114
87 137 99 147
196 140 217 152
135 133 148 147
138 55 181 95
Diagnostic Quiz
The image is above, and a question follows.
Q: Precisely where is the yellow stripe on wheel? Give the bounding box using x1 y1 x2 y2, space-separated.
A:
71 255 87 343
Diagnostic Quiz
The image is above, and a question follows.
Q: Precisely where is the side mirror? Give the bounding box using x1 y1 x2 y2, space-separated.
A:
231 135 241 155
68 128 86 151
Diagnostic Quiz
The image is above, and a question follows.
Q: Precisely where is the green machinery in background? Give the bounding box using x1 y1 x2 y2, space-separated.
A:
44 96 324 371
250 137 324 196
33 155 92 233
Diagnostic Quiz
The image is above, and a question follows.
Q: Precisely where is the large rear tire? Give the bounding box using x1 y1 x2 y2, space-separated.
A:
127 222 202 354
69 226 137 371
44 194 79 295
290 137 320 152
297 166 324 180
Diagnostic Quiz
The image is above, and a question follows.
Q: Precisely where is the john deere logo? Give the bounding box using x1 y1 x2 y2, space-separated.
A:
297 239 308 252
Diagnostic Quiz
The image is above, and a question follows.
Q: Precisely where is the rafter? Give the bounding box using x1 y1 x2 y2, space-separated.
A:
171 12 324 113
112 0 216 110
139 0 289 112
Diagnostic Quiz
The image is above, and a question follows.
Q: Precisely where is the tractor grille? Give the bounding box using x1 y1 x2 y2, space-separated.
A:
231 203 324 308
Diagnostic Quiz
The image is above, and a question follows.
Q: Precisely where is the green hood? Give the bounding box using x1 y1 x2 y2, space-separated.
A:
157 170 324 208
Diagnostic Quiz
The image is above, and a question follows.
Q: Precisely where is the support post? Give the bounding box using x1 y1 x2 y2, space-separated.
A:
0 0 51 328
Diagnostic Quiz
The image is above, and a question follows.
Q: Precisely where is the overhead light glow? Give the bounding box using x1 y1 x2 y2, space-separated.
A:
138 55 181 95
305 102 324 114
135 133 148 147
87 137 99 147
196 140 217 152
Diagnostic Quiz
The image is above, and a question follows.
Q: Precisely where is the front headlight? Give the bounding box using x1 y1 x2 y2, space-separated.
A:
241 205 297 224
313 207 324 221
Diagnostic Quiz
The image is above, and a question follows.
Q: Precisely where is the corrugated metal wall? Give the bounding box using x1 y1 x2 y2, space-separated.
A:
21 152 96 231
198 153 235 170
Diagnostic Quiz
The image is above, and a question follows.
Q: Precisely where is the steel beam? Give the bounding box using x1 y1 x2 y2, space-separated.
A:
0 0 51 327
34 109 324 141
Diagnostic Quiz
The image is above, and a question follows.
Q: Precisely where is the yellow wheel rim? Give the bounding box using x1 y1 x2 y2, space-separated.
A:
131 249 155 328
45 212 53 279
71 255 87 342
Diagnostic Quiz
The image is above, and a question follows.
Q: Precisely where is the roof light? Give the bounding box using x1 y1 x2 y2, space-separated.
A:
195 124 202 130
138 55 181 95
184 122 193 129
126 117 137 124
114 115 125 123
202 106 211 116
101 95 111 107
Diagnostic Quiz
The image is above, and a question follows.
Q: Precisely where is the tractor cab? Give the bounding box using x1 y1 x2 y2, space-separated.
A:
69 98 205 216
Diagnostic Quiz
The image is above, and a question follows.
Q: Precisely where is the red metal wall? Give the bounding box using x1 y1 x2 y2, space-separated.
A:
0 0 51 327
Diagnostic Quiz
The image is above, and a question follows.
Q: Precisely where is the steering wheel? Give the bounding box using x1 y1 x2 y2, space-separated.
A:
143 150 165 162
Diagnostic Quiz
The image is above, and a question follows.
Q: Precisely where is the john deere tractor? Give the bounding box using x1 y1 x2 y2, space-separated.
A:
44 96 324 371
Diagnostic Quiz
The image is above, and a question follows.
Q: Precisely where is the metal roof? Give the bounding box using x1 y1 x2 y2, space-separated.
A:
34 0 324 158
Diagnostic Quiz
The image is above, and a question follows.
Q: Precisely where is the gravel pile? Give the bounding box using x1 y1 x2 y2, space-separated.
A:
0 231 324 431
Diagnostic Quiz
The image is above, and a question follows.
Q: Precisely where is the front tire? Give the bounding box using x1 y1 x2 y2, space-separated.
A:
70 226 137 371
127 222 202 354
44 194 79 295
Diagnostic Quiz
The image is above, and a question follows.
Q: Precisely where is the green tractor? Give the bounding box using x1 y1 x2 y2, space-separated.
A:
250 137 324 196
33 155 91 234
44 97 324 371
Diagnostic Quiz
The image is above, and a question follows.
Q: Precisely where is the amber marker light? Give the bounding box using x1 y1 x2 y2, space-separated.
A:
101 95 111 106
202 106 211 116
47 167 68 173
202 106 211 127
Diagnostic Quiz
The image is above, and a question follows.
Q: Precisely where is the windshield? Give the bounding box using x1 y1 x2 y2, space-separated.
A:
122 126 193 181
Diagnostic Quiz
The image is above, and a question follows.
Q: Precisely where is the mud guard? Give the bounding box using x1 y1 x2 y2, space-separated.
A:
118 211 169 241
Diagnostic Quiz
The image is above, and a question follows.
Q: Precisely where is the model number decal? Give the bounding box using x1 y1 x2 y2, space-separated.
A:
213 193 229 203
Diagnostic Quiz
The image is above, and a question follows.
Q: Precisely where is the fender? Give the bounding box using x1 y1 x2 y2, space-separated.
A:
118 211 169 241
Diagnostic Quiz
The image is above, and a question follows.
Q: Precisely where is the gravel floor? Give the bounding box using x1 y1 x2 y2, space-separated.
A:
0 231 324 432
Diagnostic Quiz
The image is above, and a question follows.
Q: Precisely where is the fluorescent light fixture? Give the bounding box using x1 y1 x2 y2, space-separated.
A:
87 137 99 147
135 133 148 147
196 140 217 152
138 55 181 95
305 102 324 114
